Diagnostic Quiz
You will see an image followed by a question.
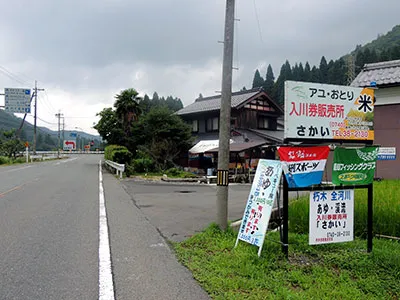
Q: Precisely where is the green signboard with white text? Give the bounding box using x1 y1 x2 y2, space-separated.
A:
332 147 378 185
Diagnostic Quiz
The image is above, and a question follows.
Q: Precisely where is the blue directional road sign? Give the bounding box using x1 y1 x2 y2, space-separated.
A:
4 88 31 114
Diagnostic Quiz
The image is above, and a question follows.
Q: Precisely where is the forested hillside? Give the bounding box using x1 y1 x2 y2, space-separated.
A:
250 25 400 105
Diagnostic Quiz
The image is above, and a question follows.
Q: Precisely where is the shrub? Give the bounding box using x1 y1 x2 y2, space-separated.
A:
112 149 133 165
131 158 154 173
12 157 26 164
166 167 180 177
104 145 127 161
0 156 10 165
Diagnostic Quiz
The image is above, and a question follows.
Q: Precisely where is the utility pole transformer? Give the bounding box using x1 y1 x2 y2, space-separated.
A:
217 0 235 231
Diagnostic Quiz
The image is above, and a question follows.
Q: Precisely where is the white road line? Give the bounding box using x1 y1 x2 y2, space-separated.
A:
98 160 115 300
2 165 32 173
55 157 80 165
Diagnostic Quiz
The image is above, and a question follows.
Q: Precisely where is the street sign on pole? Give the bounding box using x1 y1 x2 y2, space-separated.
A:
4 88 31 113
63 140 76 150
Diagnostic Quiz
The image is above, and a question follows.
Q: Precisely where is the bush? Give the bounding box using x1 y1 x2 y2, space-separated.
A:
112 149 133 165
104 145 127 161
166 167 180 177
131 158 154 173
0 156 10 165
104 145 132 165
12 157 26 164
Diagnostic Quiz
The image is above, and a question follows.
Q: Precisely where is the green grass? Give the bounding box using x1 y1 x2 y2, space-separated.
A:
289 180 400 238
0 156 26 165
174 224 400 299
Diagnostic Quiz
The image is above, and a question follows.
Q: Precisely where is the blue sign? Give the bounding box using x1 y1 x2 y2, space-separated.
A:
377 147 396 160
377 154 396 160
70 132 77 138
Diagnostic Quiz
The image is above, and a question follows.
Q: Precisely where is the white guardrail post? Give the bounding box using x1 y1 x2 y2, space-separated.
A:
104 160 125 179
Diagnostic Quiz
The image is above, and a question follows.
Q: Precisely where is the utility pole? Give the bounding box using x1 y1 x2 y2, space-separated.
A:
62 117 65 144
55 112 63 158
33 80 45 154
217 0 235 231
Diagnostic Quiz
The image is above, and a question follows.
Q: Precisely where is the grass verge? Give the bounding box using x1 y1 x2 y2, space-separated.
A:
174 224 400 299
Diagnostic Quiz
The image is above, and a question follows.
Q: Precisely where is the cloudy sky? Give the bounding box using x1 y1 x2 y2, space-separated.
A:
1 0 399 135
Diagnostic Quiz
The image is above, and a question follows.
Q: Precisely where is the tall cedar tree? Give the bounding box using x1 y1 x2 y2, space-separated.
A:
252 69 264 88
263 64 275 96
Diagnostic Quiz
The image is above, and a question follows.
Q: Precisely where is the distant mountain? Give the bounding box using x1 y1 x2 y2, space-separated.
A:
355 25 400 54
250 24 400 105
0 109 102 150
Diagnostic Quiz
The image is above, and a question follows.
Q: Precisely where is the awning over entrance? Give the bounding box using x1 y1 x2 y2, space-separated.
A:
205 140 269 154
189 139 234 154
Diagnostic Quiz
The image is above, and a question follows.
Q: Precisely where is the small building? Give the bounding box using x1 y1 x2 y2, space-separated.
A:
176 88 284 173
352 59 400 179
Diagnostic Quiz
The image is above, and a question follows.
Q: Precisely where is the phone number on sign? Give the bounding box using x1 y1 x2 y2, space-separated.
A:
332 130 369 138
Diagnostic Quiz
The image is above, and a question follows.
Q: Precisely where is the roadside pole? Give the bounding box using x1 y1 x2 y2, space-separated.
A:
217 0 235 231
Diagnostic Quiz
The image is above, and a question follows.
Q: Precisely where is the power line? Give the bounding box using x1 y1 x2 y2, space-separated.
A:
0 66 30 86
37 116 58 125
252 0 264 46
38 94 55 115
43 90 56 112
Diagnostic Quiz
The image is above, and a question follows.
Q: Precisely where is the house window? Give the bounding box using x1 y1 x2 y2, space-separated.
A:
192 120 199 132
258 117 269 129
206 117 219 131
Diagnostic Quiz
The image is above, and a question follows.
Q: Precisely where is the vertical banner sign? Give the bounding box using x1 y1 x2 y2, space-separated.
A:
235 159 282 256
332 147 378 185
284 81 374 141
309 190 354 245
278 146 330 188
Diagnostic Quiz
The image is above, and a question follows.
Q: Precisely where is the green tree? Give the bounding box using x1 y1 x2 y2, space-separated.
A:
94 108 125 146
298 63 305 81
152 92 160 106
131 107 193 170
310 66 320 82
114 89 143 136
141 94 152 113
273 60 292 105
252 69 264 88
304 62 312 82
0 130 24 158
319 56 328 83
263 64 275 96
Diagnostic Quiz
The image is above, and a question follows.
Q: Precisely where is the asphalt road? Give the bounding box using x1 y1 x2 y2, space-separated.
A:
120 179 307 242
0 155 209 300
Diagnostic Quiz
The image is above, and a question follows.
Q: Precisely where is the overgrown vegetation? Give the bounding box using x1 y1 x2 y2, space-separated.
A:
0 129 25 159
289 180 400 237
174 224 400 299
96 89 193 174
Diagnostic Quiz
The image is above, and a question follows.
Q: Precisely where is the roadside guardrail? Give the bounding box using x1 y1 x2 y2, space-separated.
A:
105 160 125 179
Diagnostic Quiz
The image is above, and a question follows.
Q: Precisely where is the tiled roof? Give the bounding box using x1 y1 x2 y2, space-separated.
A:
176 89 262 115
352 59 400 87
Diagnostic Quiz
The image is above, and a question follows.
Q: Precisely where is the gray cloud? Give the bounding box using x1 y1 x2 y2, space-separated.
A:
1 0 399 117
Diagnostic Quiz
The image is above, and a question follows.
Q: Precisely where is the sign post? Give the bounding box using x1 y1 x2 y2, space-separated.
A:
279 80 376 258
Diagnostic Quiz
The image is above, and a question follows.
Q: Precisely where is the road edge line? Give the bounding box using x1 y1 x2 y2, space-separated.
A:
98 160 115 300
